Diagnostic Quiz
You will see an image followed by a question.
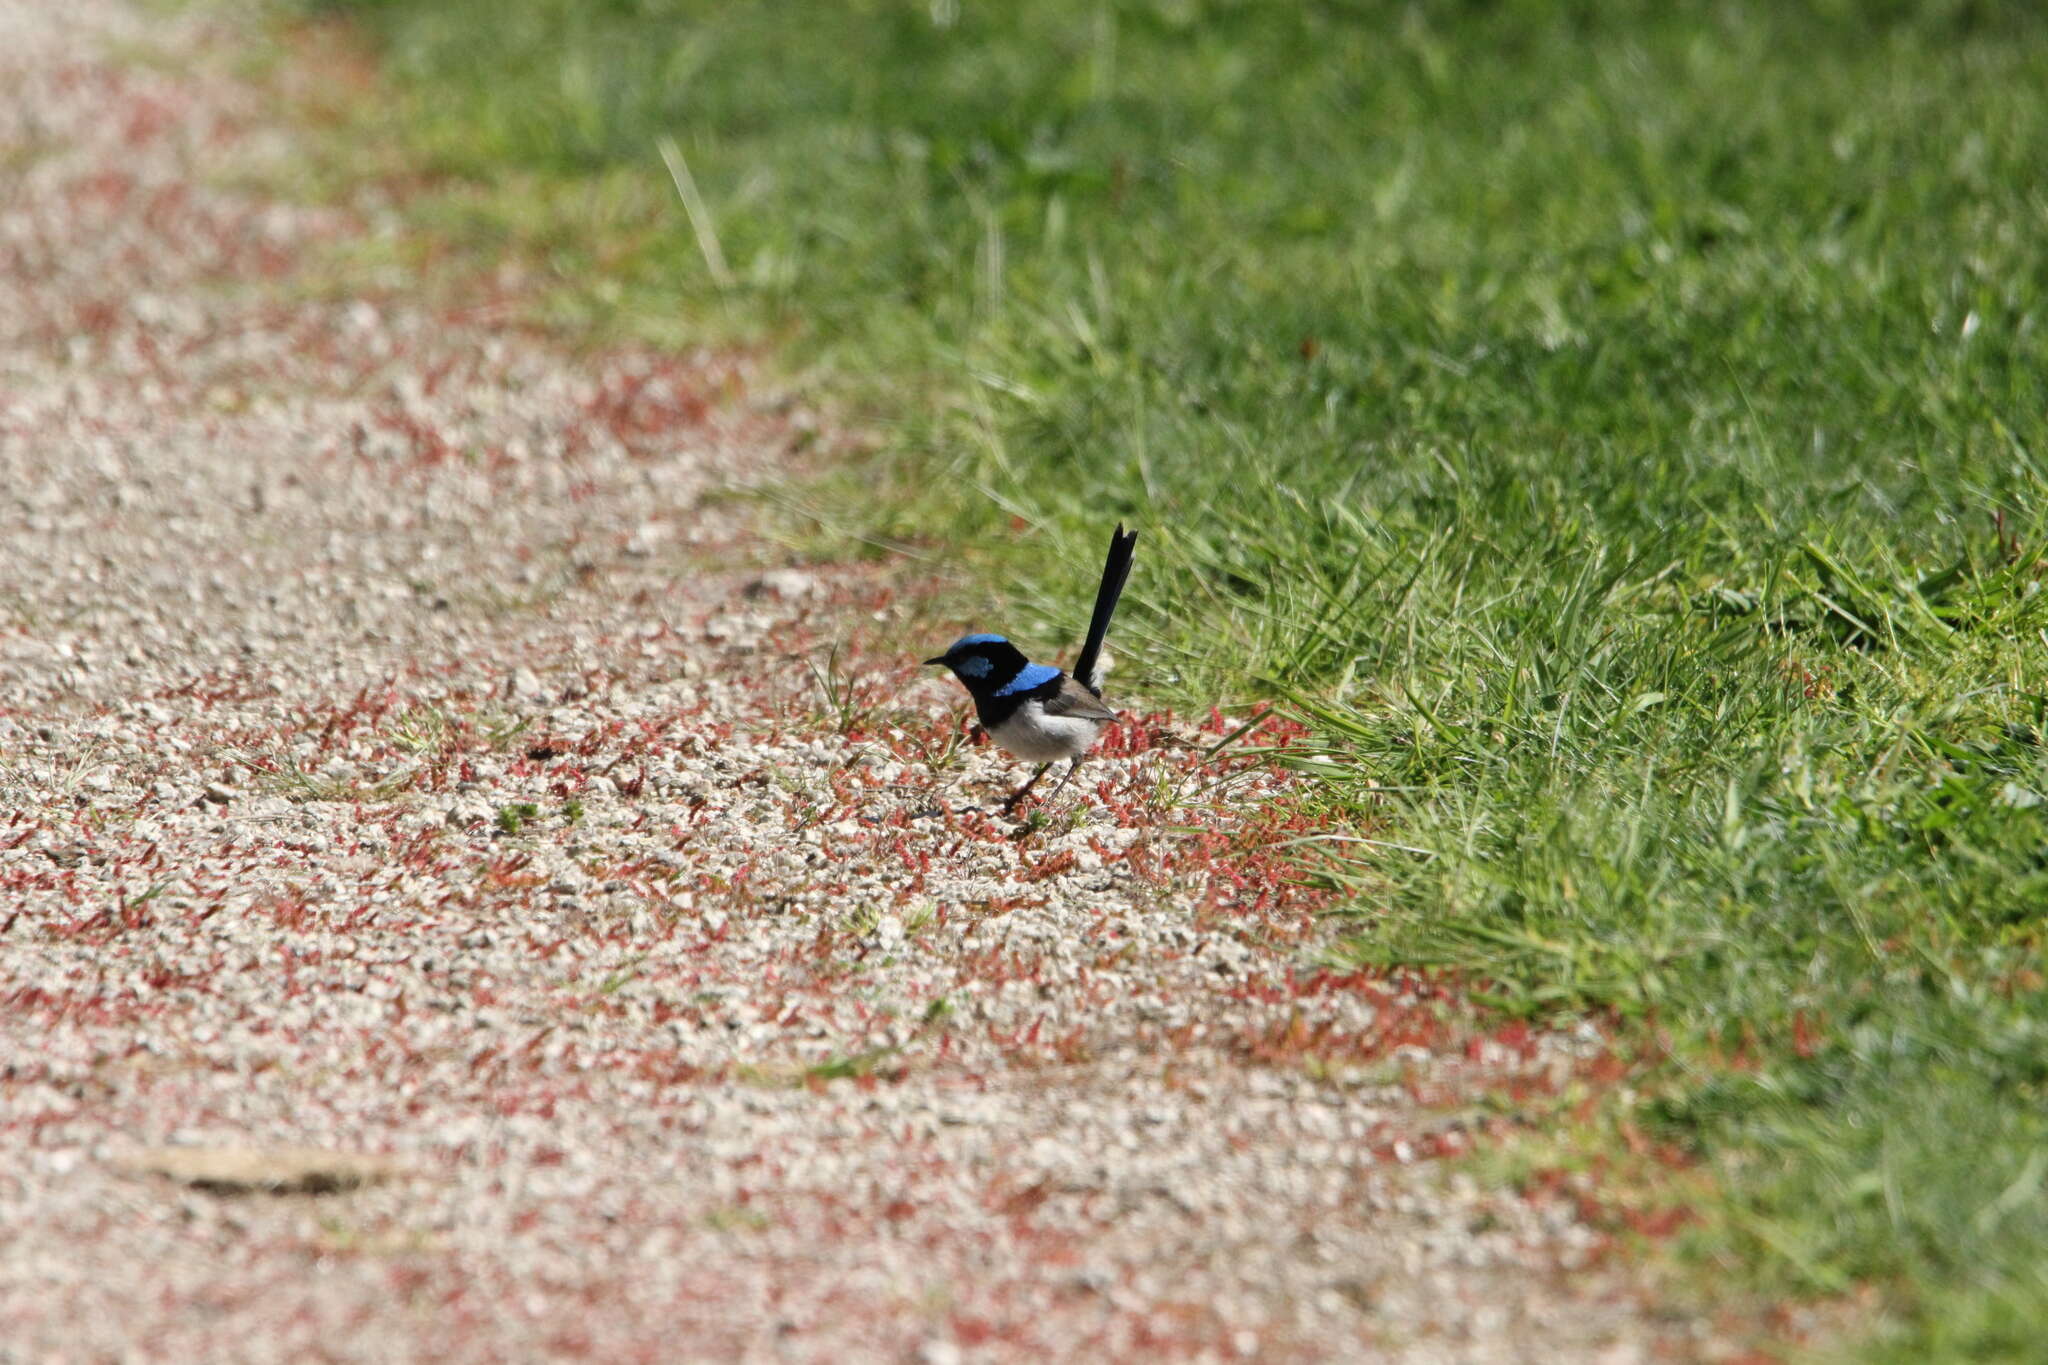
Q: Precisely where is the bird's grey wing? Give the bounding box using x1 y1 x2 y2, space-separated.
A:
1042 675 1117 722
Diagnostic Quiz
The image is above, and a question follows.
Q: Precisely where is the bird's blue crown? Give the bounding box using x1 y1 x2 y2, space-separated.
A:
928 633 1058 696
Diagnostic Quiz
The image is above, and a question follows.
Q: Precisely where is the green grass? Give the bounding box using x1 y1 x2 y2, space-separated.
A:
290 0 2048 1354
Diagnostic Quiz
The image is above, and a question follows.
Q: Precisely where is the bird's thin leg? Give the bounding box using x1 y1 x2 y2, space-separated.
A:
1045 758 1083 801
1002 763 1052 812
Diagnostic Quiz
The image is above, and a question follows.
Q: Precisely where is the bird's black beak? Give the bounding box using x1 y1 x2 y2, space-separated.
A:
922 656 948 668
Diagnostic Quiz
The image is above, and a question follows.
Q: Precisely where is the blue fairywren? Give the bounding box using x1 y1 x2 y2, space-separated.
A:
926 524 1138 810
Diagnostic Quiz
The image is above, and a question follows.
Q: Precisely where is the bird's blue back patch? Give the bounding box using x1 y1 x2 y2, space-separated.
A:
993 662 1061 696
951 632 1007 649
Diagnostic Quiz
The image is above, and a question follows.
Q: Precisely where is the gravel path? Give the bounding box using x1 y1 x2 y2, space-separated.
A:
0 4 1739 1361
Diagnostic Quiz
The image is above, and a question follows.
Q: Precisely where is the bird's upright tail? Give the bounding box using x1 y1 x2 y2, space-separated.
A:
1073 523 1137 696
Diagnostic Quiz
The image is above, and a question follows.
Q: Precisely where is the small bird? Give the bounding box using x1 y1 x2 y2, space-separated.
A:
926 524 1138 810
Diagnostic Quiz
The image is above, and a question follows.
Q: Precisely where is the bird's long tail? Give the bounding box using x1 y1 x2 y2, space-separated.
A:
1073 523 1137 696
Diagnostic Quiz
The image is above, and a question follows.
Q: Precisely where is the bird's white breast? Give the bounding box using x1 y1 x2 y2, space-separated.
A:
986 700 1105 762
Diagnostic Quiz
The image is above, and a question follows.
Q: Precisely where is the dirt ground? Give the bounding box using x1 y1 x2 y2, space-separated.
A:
0 3 1763 1360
